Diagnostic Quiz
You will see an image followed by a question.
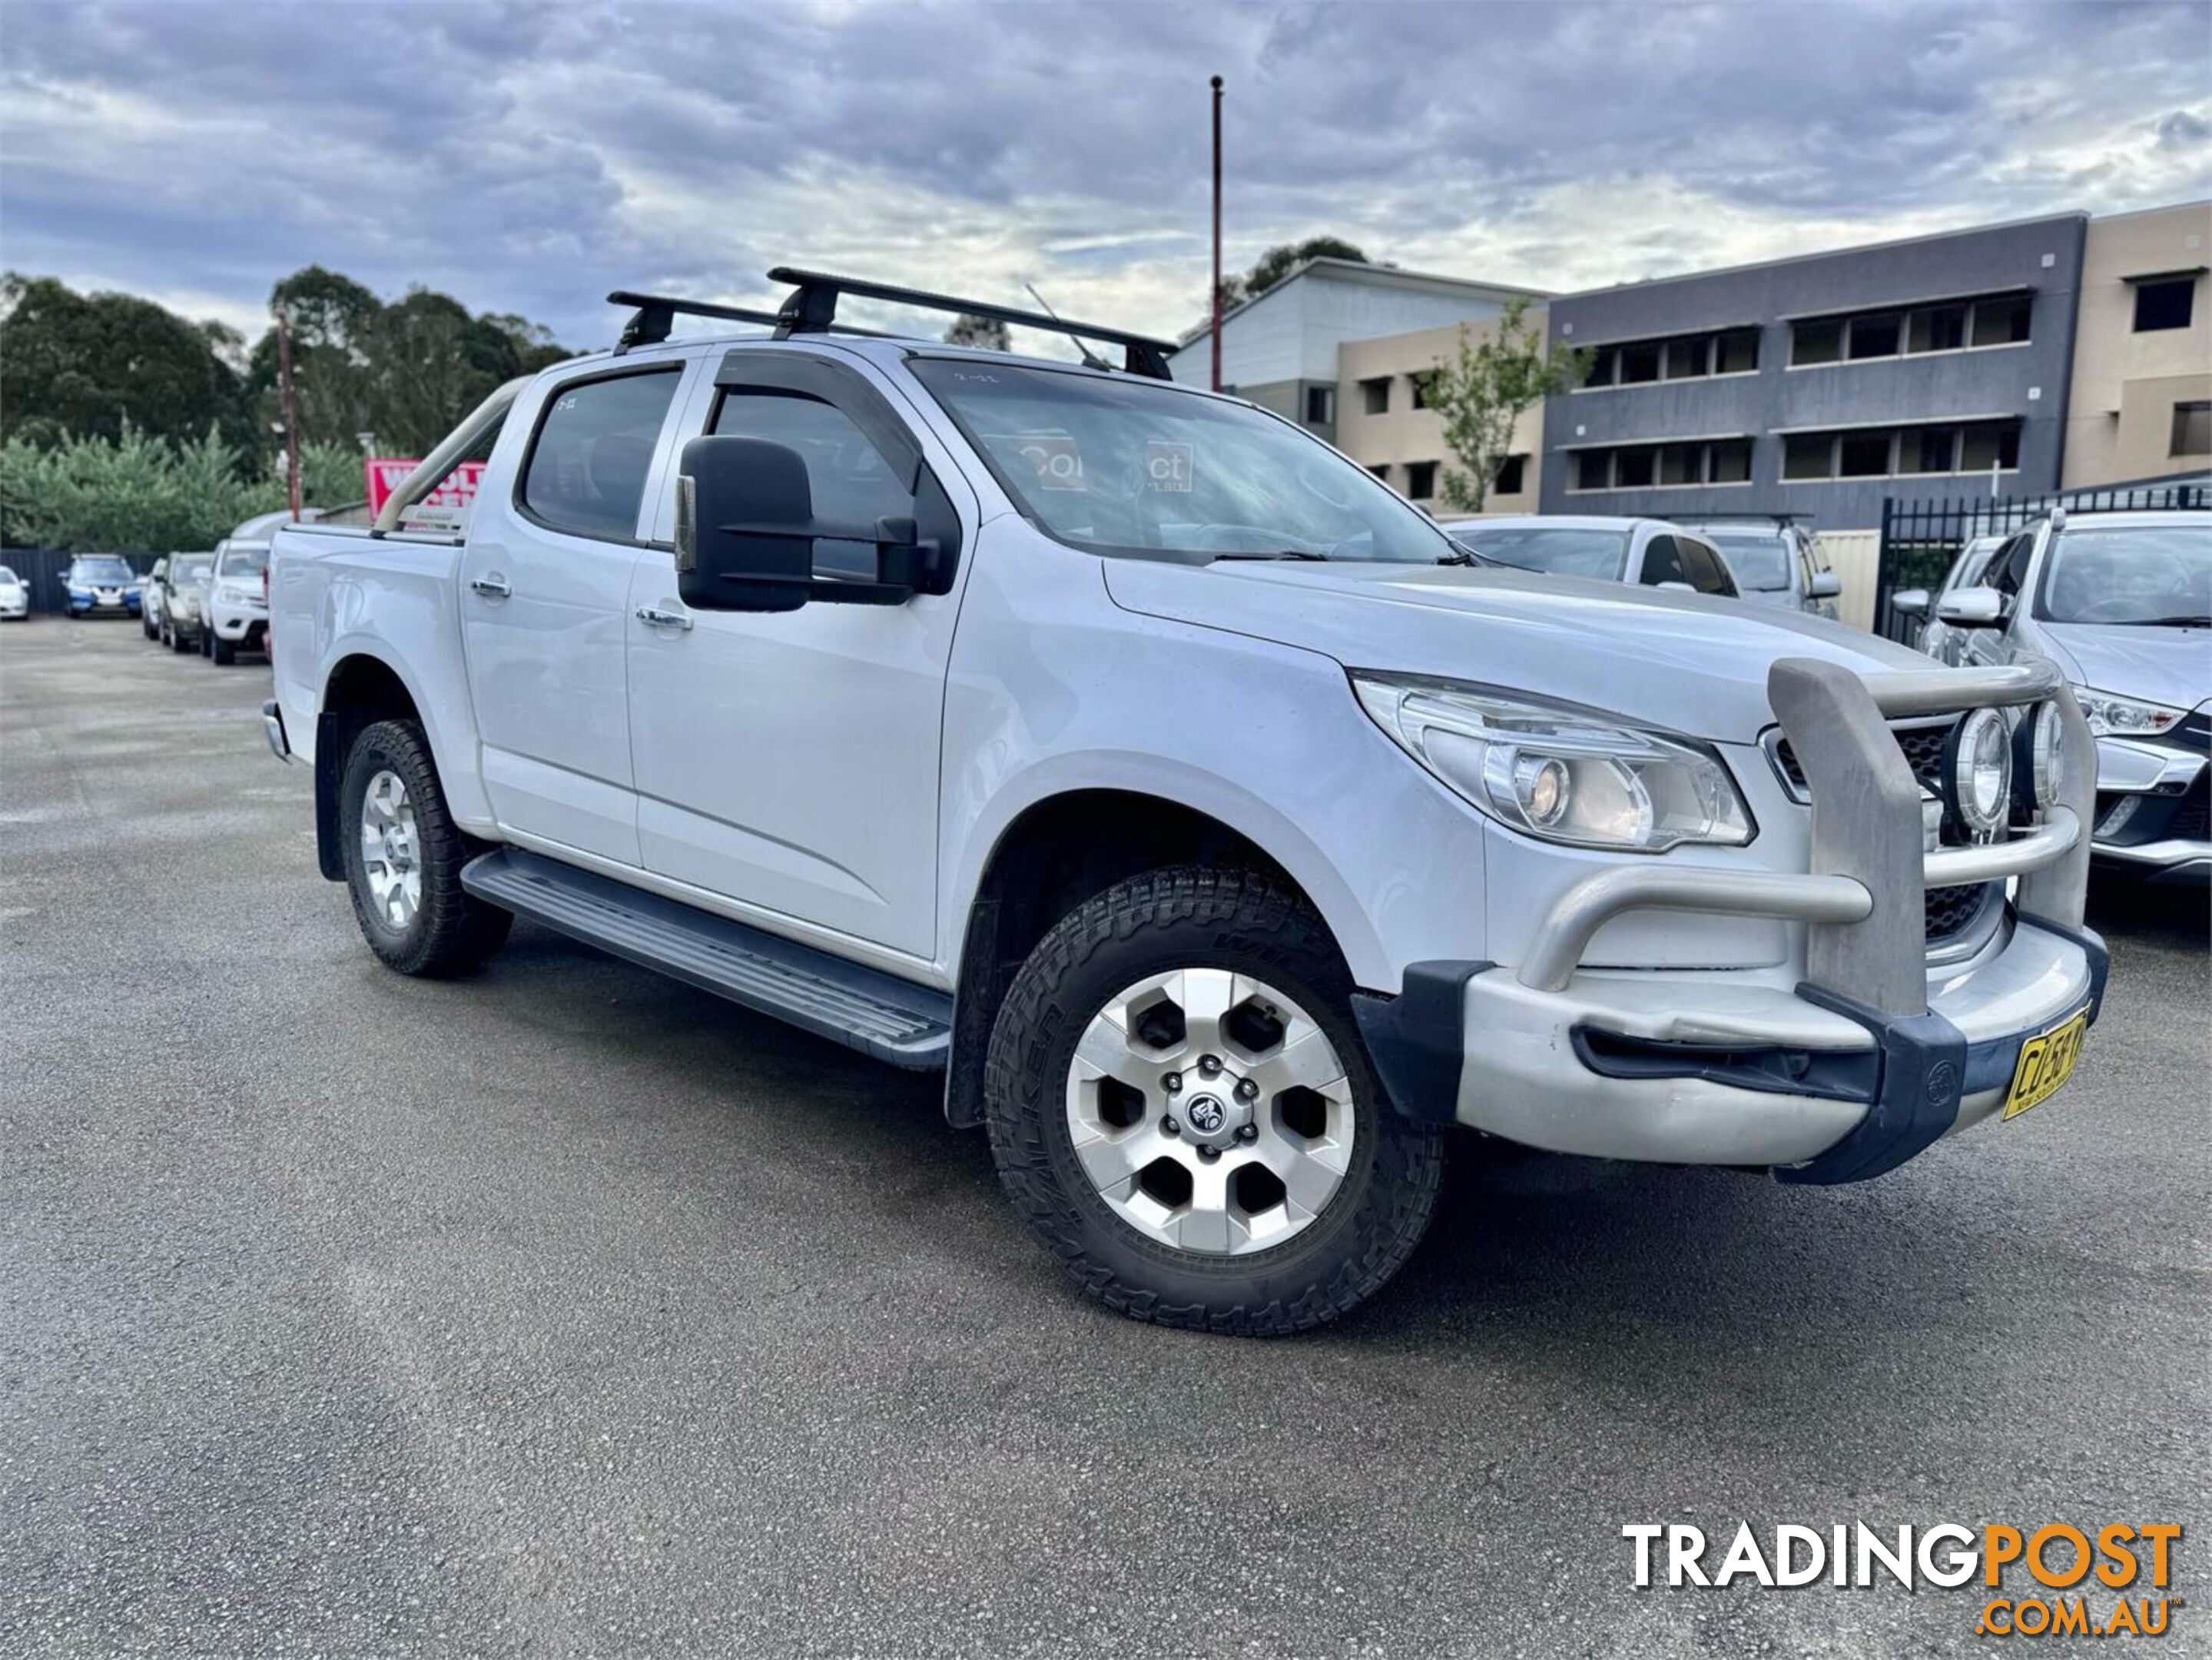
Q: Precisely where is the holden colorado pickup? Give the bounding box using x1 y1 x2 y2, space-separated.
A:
264 271 2110 1335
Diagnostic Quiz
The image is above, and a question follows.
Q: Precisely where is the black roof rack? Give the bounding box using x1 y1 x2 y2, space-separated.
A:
1665 511 1811 528
765 267 1179 380
607 290 898 354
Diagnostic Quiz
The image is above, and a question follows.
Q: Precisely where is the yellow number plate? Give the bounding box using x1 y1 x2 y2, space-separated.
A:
2002 1008 2089 1121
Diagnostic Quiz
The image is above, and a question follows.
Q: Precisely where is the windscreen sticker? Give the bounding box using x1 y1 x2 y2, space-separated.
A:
1144 440 1194 493
1014 433 1086 492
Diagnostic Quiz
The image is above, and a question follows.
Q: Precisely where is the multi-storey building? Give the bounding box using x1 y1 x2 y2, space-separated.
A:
1333 317 1544 514
2063 201 2212 488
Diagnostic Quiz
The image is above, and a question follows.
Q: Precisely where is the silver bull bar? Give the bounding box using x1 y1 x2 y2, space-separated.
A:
1517 660 2094 1013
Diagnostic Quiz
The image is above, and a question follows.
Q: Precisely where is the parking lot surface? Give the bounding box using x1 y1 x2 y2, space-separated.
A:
3 619 2206 1658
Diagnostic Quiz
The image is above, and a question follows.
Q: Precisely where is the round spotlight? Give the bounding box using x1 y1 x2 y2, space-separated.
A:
1945 709 2011 839
2011 699 2063 815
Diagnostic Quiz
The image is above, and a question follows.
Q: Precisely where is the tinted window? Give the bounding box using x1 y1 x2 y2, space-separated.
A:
715 390 917 579
521 370 681 541
1676 537 1735 596
1991 534 2035 599
1638 534 1688 586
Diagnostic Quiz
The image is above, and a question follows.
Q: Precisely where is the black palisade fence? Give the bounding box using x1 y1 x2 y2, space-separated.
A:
1873 480 2207 643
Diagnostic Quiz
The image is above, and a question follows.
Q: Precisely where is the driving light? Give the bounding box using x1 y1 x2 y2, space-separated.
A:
1351 673 1753 852
1945 708 2011 840
2011 699 2064 815
2071 686 2184 739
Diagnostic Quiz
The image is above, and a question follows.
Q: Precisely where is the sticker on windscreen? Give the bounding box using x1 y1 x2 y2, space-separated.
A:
1014 433 1086 492
1145 440 1194 493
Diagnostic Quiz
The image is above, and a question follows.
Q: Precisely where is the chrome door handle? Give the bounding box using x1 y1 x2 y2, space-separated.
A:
469 573 512 598
635 606 692 631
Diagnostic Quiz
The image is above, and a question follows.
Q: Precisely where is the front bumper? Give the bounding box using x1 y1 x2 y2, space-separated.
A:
70 591 140 615
2090 737 2208 882
0 595 27 619
211 604 268 643
1354 659 2104 1183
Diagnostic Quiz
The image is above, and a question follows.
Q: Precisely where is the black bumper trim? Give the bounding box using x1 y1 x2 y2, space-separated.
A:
1772 984 1967 1187
1351 961 1490 1124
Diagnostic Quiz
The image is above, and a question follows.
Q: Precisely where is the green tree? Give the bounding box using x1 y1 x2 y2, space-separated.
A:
944 313 1011 352
1417 299 1590 513
1209 235 1369 318
0 274 251 450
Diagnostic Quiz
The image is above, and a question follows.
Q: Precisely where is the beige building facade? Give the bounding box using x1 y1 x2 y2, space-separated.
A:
1334 316 1544 516
2062 201 2211 487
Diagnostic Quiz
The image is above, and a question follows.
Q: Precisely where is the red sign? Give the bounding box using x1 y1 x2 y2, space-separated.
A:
365 456 487 520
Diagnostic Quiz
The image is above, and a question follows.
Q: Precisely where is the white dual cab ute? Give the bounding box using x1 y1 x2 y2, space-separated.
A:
265 271 2111 1335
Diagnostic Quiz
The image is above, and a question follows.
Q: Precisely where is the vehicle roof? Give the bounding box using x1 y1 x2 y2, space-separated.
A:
2036 508 2211 530
1448 514 1671 533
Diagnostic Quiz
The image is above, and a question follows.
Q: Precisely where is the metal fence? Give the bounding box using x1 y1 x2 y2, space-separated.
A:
1872 480 2208 642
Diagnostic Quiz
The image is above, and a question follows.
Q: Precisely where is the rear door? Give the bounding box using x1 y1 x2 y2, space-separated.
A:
624 347 976 960
459 358 691 865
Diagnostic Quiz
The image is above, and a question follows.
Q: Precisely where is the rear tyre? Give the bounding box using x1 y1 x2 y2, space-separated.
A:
984 867 1444 1336
340 719 512 977
141 612 157 639
211 636 236 666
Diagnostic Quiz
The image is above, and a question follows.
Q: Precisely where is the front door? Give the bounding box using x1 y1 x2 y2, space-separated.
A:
460 362 688 865
625 358 971 960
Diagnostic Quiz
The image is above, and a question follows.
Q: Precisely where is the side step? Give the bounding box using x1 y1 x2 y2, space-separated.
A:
460 848 953 1069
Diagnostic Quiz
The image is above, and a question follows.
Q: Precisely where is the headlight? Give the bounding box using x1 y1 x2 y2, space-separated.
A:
217 583 257 604
1944 707 2011 839
2071 686 2185 739
2011 699 2064 815
1351 673 1753 852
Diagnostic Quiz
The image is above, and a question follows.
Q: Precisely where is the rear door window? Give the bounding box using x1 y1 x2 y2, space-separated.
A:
1676 536 1736 596
1638 534 1688 587
520 368 683 542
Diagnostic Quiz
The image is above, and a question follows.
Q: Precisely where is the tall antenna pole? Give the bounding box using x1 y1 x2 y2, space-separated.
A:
1210 74 1224 393
276 313 303 521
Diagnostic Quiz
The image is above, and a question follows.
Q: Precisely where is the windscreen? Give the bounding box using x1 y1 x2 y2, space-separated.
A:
174 554 214 580
1698 533 1792 591
1451 525 1629 580
2038 526 2211 625
218 546 269 579
909 359 1452 563
0 568 16 584
71 556 134 584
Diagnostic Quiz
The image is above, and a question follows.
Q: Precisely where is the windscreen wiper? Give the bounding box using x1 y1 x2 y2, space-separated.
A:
1209 549 1331 562
2137 613 2212 626
1435 549 1491 566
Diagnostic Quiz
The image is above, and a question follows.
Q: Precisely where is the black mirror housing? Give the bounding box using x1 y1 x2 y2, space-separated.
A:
675 434 957 613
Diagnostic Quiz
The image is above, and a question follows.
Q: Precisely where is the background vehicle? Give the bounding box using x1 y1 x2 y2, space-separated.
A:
0 565 27 620
1891 533 2007 662
1670 516 1839 619
1928 509 2208 882
265 274 2105 1336
63 554 143 619
204 515 284 663
1447 515 1739 597
139 558 167 637
151 551 215 651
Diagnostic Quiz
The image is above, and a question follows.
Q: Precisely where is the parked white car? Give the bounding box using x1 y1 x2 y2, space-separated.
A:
0 565 27 620
204 515 285 664
265 273 2111 1334
1445 515 1740 599
1892 533 2008 664
1670 516 1841 619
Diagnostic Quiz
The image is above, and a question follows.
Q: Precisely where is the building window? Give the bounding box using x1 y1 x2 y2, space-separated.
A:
1493 453 1527 495
1573 450 1612 491
1792 292 2031 367
1709 438 1753 483
2171 400 2211 456
1779 419 2021 482
1360 377 1391 415
1660 442 1702 485
1663 335 1710 379
1365 463 1392 481
2136 277 2197 332
1404 460 1438 500
1304 386 1335 425
1584 345 1618 388
1564 437 1753 491
1619 342 1661 384
1612 447 1657 488
1714 327 1760 374
1408 374 1432 411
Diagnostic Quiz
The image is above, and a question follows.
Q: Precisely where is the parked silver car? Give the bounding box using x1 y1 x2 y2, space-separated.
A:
151 551 215 651
1670 516 1840 619
1892 533 2007 665
1446 516 1739 598
1919 509 2209 883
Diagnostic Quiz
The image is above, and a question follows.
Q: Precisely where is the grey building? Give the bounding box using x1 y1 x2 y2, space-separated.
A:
1538 212 2089 528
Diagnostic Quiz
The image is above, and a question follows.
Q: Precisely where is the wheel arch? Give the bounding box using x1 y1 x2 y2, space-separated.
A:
313 652 430 882
940 783 1380 1128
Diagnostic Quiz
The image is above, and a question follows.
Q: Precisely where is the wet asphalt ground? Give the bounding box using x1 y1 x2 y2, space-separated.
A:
2 616 2206 1658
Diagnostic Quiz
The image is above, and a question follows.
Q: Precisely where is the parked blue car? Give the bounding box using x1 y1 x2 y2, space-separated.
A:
65 555 144 617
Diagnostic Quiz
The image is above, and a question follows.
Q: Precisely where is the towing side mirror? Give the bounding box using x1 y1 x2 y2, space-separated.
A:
675 435 943 613
1889 588 1931 618
1934 587 2005 628
1808 569 1842 600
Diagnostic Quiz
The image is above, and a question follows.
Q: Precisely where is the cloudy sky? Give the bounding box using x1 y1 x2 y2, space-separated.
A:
2 0 2207 354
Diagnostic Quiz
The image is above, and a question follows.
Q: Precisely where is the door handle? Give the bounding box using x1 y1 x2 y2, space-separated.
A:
635 606 693 632
469 573 512 598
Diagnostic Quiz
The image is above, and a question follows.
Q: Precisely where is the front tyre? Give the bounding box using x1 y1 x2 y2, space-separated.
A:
211 635 236 666
985 868 1443 1336
339 719 512 977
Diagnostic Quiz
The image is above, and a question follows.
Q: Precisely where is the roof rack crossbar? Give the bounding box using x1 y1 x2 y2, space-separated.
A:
606 290 896 354
764 267 1178 379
